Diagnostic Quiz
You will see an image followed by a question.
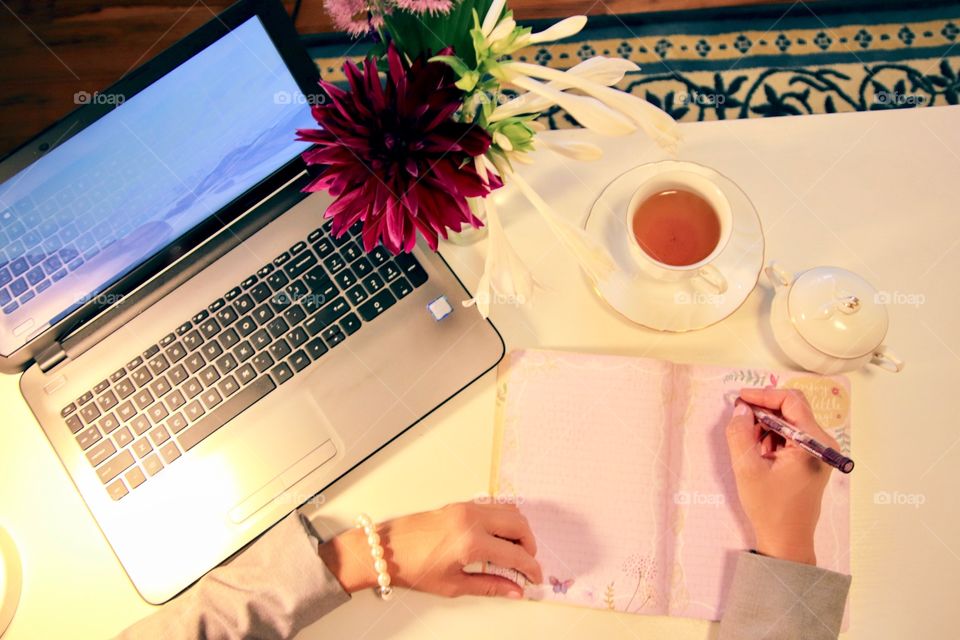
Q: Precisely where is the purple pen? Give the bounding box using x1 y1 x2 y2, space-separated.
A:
744 403 855 474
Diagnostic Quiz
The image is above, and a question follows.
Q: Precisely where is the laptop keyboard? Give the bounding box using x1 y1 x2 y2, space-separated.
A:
59 220 429 501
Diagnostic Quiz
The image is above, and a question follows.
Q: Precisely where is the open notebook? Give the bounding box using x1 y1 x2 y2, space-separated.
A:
489 349 851 624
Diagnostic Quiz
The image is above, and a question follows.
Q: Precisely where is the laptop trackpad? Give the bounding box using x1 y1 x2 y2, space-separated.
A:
229 439 337 523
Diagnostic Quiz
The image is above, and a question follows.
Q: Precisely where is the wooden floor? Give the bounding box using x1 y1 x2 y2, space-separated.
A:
0 0 781 157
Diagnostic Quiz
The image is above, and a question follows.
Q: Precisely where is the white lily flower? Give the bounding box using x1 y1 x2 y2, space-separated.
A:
464 196 537 318
527 15 587 44
491 56 641 121
502 165 615 285
481 0 507 37
507 74 636 136
505 61 680 149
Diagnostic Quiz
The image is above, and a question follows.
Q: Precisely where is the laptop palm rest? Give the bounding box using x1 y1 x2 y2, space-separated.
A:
229 438 337 523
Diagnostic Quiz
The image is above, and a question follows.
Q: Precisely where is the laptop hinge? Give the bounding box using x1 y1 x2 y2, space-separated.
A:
37 342 68 373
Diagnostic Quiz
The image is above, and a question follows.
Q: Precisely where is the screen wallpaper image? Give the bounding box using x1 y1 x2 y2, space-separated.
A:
0 16 315 357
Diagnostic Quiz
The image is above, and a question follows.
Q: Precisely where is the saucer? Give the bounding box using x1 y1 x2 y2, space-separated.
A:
584 161 765 332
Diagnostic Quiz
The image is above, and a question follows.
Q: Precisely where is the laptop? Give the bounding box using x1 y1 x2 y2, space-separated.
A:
0 0 504 604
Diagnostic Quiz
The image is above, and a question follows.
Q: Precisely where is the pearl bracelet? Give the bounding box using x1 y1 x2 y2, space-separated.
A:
355 513 393 600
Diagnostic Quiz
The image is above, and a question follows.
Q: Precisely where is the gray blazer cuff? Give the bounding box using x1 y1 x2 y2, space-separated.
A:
718 551 851 640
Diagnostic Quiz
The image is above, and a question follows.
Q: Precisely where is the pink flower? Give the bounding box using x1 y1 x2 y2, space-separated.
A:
297 44 501 253
323 0 373 35
393 0 453 13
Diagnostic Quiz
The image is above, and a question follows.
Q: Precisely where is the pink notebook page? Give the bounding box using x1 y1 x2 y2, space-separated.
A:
490 349 851 625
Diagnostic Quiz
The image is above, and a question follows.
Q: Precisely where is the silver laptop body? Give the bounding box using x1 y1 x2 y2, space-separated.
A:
1 0 503 603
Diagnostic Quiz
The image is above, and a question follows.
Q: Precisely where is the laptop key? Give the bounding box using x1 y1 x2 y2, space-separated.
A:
77 390 94 406
131 366 153 388
380 262 402 283
218 327 240 349
86 439 116 466
323 327 345 348
147 402 169 424
116 400 136 422
271 362 294 385
143 345 160 359
97 390 118 411
252 352 274 373
259 277 281 297
165 342 187 363
199 317 221 339
114 426 133 448
234 294 255 315
334 268 357 290
352 256 373 277
201 388 223 410
143 453 163 476
253 304 274 326
192 310 209 324
166 412 188 434
132 438 153 459
199 365 220 387
266 317 289 339
257 264 274 278
165 389 186 411
176 321 193 335
109 368 126 383
216 305 238 327
284 251 317 279
177 376 276 452
224 287 241 301
290 240 307 255
183 377 203 399
201 341 223 360
149 425 170 446
99 412 121 435
346 285 368 306
76 426 102 450
159 441 181 464
235 363 256 385
107 479 128 501
97 450 134 484
65 414 84 434
358 290 397 321
307 228 323 243
93 379 110 394
218 374 240 397
340 313 361 335
233 341 255 362
323 254 346 275
362 273 385 294
130 415 151 436
283 304 306 327
369 246 390 266
184 400 205 421
269 338 291 360
125 466 146 490
80 402 101 424
251 329 271 350
394 253 428 286
184 352 205 373
286 326 308 349
159 332 176 347
209 298 225 313
273 251 291 267
147 353 169 375
289 350 310 372
115 377 136 399
311 238 334 258
168 364 188 385
305 297 350 336
390 277 413 299
149 376 171 398
182 330 203 351
305 337 328 360
236 316 256 337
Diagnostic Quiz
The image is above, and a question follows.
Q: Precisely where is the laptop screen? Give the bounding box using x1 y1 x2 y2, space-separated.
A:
0 16 315 357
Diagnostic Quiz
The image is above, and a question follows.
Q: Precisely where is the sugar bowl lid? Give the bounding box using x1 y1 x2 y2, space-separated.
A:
787 266 889 359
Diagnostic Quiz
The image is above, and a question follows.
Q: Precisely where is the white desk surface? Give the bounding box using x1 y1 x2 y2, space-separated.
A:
1 106 958 639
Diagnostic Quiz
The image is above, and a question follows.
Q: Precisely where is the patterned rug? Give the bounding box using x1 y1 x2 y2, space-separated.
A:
303 0 960 124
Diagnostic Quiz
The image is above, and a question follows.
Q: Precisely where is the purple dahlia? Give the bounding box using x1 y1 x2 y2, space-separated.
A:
297 44 501 254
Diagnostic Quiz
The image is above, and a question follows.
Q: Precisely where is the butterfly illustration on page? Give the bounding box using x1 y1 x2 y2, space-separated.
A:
549 576 575 594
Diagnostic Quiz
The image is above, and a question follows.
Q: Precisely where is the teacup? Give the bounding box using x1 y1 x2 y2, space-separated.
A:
625 165 731 293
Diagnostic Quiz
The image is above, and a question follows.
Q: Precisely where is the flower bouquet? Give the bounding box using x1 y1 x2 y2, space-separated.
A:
297 0 679 315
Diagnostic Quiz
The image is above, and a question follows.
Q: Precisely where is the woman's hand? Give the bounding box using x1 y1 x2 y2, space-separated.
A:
726 387 839 565
319 501 541 599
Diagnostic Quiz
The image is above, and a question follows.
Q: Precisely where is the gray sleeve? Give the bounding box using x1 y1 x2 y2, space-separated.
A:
719 551 851 640
116 511 351 640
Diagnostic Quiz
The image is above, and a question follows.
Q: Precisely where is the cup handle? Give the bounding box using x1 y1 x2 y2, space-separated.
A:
697 264 727 294
871 346 904 373
764 261 791 288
